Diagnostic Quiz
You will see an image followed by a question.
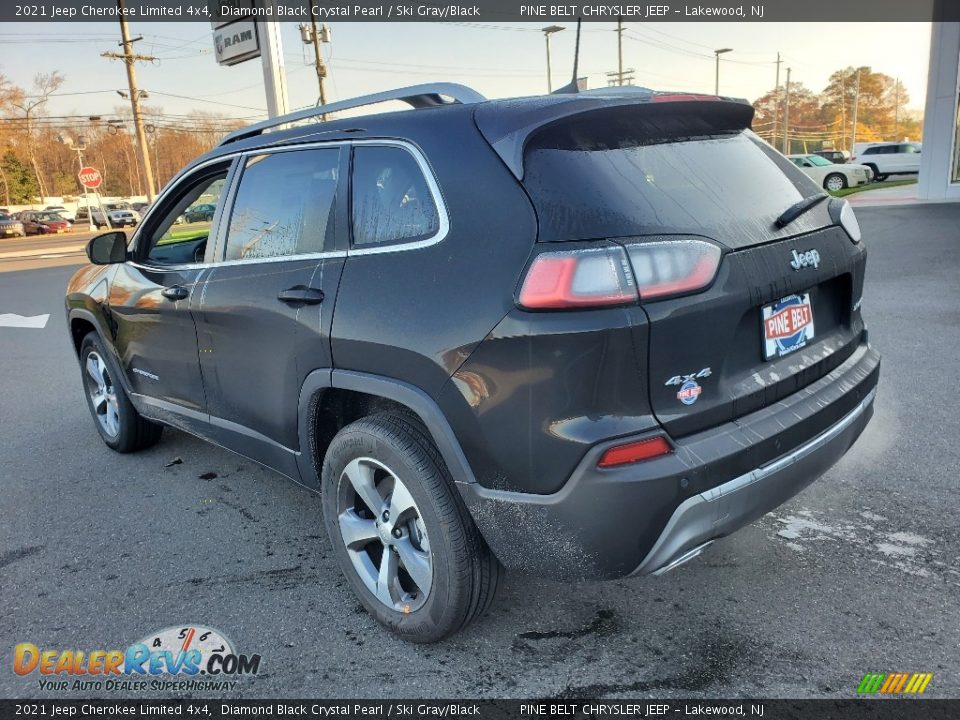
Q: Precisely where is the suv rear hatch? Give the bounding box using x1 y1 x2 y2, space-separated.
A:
477 93 868 438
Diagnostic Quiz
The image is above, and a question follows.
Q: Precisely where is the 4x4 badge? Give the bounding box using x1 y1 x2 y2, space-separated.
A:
665 368 712 387
665 368 711 405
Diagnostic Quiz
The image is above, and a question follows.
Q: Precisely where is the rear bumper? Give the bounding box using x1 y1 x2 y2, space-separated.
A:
459 342 879 580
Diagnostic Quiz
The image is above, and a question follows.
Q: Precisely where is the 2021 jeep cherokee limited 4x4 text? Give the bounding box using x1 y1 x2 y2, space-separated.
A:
66 83 880 642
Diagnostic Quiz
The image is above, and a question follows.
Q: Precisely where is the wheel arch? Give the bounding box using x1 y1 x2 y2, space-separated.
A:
296 369 477 490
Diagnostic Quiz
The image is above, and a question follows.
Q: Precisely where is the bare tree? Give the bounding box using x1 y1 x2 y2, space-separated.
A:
11 71 64 200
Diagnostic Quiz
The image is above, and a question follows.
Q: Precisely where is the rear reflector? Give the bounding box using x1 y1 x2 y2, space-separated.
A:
518 246 636 309
597 436 673 468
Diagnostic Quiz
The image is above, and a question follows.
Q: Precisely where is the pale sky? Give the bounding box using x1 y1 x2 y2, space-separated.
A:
0 22 932 123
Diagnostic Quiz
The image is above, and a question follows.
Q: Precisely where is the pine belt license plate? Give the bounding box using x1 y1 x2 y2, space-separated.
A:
762 293 815 360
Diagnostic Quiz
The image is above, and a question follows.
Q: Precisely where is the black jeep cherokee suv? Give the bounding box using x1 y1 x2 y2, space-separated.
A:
66 83 879 642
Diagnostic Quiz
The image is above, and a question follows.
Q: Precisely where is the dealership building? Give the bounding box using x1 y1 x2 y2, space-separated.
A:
919 21 960 201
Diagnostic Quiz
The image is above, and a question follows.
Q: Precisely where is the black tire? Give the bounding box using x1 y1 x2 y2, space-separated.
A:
823 173 847 192
864 164 881 182
321 413 500 643
79 332 162 453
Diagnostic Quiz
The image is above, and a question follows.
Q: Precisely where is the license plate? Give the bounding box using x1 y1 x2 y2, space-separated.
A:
762 293 815 360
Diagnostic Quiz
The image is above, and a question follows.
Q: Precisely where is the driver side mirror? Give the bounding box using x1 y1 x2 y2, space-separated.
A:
86 231 128 265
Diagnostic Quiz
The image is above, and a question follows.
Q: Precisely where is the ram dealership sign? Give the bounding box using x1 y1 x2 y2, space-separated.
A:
213 19 260 66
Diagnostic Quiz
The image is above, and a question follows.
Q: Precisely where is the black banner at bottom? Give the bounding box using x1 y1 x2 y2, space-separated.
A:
2 700 959 720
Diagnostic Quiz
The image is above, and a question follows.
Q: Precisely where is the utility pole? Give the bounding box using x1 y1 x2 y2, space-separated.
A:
302 0 329 111
616 18 624 86
840 70 847 153
851 69 860 157
772 52 781 146
781 67 791 154
894 78 901 138
102 0 156 201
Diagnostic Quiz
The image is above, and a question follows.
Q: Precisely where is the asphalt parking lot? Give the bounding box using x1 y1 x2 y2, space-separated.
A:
1 204 958 699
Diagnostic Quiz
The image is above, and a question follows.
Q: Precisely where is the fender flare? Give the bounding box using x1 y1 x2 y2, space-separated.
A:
67 307 134 396
295 368 477 489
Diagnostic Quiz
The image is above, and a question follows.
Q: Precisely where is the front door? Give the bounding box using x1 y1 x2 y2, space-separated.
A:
193 146 346 480
108 161 233 424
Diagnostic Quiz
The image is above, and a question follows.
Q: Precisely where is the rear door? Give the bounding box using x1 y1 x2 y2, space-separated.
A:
192 145 347 476
898 143 922 173
518 111 867 438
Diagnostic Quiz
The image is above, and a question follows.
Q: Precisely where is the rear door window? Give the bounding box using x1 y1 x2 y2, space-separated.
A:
224 148 340 262
350 145 439 248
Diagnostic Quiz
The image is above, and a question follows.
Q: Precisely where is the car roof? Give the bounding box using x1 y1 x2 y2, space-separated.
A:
183 84 752 181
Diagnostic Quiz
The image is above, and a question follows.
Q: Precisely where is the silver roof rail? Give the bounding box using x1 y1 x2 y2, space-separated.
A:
218 83 487 147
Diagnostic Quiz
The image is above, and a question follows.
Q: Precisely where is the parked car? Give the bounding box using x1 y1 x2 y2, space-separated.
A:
45 205 76 223
131 202 150 214
853 142 922 181
813 149 849 164
0 212 25 237
77 204 139 228
21 210 71 235
66 83 879 642
183 203 216 223
787 154 872 191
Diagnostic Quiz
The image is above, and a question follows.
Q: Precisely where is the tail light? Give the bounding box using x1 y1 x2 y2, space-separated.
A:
519 240 721 310
624 239 721 301
518 246 636 310
598 436 673 468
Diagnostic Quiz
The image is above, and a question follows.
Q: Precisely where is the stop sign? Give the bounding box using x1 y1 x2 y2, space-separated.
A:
78 166 102 189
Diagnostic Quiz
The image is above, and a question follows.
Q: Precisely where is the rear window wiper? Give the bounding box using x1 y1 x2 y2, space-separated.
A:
775 193 829 229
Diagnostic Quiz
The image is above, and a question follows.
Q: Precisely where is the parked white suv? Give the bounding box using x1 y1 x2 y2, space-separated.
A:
853 142 921 181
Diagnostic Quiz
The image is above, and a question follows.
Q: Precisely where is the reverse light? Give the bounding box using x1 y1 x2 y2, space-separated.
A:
597 436 673 468
624 239 722 300
518 247 636 310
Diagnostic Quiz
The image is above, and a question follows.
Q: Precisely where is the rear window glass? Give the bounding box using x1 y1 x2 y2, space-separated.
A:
523 130 822 246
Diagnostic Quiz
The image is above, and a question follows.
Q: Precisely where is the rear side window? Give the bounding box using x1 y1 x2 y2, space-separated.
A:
351 145 439 248
523 129 817 246
224 148 339 262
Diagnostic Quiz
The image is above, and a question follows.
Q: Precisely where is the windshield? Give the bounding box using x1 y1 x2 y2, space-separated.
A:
522 129 824 248
36 212 62 221
807 155 833 166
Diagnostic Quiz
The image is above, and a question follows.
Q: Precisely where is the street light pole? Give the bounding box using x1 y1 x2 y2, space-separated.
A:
542 25 565 93
714 48 732 96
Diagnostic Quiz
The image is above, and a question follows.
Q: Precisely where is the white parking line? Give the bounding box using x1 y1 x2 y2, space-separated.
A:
0 313 50 329
0 244 86 260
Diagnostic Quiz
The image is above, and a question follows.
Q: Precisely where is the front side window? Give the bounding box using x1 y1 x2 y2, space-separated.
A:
144 167 229 266
224 148 340 262
351 145 439 248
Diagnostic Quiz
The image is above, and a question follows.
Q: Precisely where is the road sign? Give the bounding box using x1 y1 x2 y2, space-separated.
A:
78 167 102 189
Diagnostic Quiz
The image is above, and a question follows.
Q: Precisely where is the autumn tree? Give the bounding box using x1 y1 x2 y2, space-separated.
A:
10 71 65 198
821 66 910 148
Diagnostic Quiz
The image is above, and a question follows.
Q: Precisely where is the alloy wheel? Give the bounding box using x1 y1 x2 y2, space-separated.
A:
826 175 845 192
337 457 433 613
84 351 121 438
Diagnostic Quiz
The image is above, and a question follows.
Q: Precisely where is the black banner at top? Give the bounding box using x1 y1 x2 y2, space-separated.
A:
2 0 957 23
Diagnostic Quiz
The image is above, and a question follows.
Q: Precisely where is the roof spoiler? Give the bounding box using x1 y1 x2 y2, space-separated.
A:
475 91 754 180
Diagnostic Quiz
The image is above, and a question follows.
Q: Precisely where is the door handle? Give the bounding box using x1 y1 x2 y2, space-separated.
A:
161 286 189 301
277 286 324 305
